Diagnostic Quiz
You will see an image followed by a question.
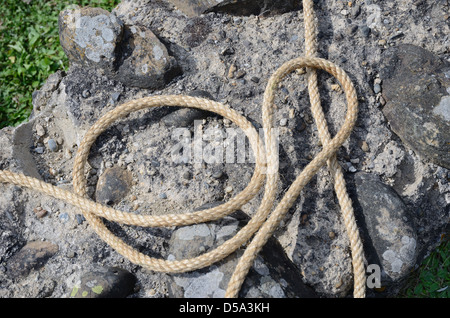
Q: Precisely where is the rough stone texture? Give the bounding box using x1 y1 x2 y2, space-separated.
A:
59 7 124 72
70 266 136 298
167 204 317 298
59 5 179 89
166 0 301 17
95 166 133 206
6 241 59 280
354 172 417 286
115 24 180 89
161 90 215 127
380 44 450 169
0 0 449 298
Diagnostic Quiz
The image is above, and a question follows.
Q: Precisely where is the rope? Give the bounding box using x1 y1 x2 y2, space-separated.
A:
0 0 365 298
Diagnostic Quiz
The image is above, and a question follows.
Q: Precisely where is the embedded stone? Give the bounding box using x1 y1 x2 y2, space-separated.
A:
354 172 418 285
58 6 124 72
6 241 59 279
70 266 136 298
95 166 133 206
115 25 179 89
380 44 450 169
59 7 178 89
161 90 214 127
166 0 301 17
167 202 317 298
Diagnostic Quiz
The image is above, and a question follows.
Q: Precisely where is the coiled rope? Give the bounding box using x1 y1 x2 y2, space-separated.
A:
0 0 365 298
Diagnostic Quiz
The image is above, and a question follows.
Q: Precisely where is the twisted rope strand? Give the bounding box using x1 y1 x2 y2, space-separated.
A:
0 0 366 298
302 0 366 298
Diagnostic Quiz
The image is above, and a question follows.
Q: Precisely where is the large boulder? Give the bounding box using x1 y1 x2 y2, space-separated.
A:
380 44 450 169
354 172 418 286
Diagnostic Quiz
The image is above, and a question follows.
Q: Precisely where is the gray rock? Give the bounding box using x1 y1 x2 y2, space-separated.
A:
47 139 58 152
59 212 70 223
70 266 136 298
373 83 381 94
59 7 124 73
59 7 178 90
0 187 26 264
6 241 59 279
32 70 64 112
161 90 214 127
95 166 133 205
167 203 317 298
34 147 45 154
354 172 418 286
360 25 371 38
380 44 450 169
166 0 301 17
115 25 179 89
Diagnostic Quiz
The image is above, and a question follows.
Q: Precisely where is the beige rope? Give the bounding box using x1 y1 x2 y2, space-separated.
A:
0 0 365 298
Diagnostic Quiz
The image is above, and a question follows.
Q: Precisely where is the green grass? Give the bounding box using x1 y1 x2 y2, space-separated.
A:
398 235 449 298
0 0 120 129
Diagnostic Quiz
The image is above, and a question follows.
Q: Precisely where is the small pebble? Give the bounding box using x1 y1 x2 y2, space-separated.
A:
33 207 47 218
111 92 121 102
280 118 288 126
374 83 381 94
360 25 371 38
221 47 235 56
159 192 167 199
212 171 223 179
59 213 69 223
361 141 370 152
225 186 233 193
151 160 160 167
47 139 58 152
35 124 46 137
235 70 246 79
81 89 91 98
250 76 260 83
75 214 85 225
227 63 237 78
183 171 191 180
329 231 336 240
34 147 45 154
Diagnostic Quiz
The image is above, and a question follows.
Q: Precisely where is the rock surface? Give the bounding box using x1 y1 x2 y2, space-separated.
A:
95 166 133 206
354 172 417 286
167 203 317 298
166 0 301 17
0 0 449 298
6 241 59 280
59 7 124 73
380 44 450 169
115 24 180 89
59 5 179 89
70 266 136 298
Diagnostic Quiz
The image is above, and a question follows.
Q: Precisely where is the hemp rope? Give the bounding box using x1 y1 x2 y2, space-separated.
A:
0 0 365 298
